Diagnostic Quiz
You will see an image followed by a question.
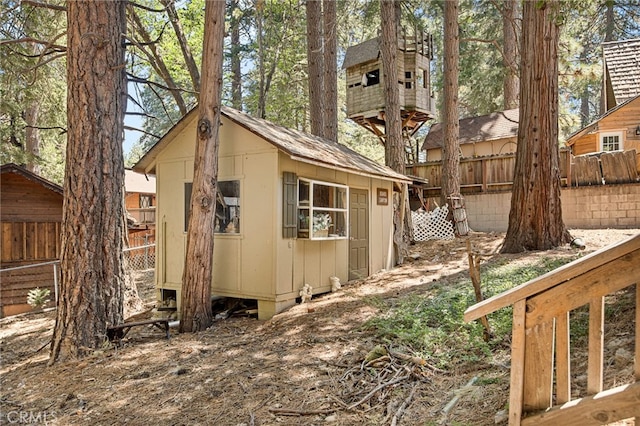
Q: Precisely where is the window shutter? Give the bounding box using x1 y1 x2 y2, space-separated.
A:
282 172 297 238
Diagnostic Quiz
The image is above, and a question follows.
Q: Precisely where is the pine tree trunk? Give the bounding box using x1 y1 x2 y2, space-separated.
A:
380 0 409 263
179 0 225 333
322 0 337 142
50 0 127 363
441 0 460 208
502 0 570 253
306 0 324 137
502 0 519 110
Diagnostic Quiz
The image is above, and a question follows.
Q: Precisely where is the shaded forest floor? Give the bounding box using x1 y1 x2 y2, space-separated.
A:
1 229 638 425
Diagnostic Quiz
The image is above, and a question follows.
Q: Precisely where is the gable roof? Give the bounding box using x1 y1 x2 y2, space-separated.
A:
125 169 155 194
1 163 63 194
134 106 411 183
342 37 380 69
603 38 640 105
422 109 519 151
565 94 640 146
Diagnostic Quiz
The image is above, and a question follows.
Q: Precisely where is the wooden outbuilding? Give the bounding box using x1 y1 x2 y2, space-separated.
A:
124 169 156 246
342 33 436 150
134 107 411 320
0 163 63 317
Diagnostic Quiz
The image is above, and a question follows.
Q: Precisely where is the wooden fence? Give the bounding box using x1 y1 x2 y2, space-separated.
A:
408 149 640 197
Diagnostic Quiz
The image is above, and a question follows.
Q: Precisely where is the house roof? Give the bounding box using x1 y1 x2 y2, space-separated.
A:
134 106 411 184
125 169 155 194
603 38 640 105
342 37 380 69
565 94 640 146
422 108 519 151
0 163 63 194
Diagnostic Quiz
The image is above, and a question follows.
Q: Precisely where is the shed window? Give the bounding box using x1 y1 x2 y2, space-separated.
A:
362 69 380 87
600 132 622 152
184 180 240 234
297 179 348 240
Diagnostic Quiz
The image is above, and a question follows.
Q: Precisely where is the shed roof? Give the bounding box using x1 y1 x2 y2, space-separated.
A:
565 94 640 146
422 108 519 151
603 38 640 104
125 169 156 194
342 37 380 69
0 163 63 194
134 106 411 184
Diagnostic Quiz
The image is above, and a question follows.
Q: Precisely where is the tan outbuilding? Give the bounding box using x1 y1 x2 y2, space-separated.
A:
134 107 411 319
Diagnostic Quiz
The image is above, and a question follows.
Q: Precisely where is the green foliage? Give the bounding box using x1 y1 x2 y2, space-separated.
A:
363 256 578 369
27 287 51 310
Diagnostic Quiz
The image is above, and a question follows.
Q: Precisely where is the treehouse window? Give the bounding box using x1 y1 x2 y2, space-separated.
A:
600 132 622 152
296 179 348 240
362 69 380 87
184 180 240 234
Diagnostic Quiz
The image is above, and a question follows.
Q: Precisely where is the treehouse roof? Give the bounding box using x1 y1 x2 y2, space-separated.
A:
342 37 380 69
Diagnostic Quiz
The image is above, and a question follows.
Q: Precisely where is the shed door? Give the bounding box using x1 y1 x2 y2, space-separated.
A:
349 188 369 280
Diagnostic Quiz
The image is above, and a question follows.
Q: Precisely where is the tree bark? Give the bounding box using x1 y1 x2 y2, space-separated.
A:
50 0 127 363
322 0 337 142
380 0 409 263
179 0 225 333
502 0 519 110
441 0 460 207
501 0 570 253
306 0 324 137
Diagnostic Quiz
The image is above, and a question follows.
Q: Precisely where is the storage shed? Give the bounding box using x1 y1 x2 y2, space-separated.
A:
0 163 63 317
134 107 411 320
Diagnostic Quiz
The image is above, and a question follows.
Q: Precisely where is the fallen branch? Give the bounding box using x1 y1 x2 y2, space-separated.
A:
268 407 337 416
440 376 478 424
391 383 418 426
347 374 410 410
388 348 446 374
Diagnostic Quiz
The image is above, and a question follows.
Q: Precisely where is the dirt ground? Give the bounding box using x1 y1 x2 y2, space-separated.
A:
1 229 638 426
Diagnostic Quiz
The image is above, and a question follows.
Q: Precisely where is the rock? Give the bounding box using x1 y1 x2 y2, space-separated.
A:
494 409 508 424
614 348 633 366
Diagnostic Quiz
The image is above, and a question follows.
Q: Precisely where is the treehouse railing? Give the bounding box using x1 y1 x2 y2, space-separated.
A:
464 234 640 425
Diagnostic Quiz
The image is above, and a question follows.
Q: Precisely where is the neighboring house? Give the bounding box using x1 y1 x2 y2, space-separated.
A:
124 169 156 246
602 38 640 111
134 107 411 320
0 163 63 317
565 94 640 172
421 108 519 161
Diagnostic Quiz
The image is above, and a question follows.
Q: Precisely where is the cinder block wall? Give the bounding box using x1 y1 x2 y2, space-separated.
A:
427 183 640 232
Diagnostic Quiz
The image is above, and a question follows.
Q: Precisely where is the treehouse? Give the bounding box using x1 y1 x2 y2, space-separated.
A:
343 31 436 160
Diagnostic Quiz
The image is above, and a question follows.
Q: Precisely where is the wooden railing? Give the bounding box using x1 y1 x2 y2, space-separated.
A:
464 234 640 425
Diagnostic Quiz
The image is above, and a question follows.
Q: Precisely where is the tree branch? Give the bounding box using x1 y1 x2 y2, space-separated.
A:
128 1 167 13
123 125 161 140
21 0 66 12
0 37 66 51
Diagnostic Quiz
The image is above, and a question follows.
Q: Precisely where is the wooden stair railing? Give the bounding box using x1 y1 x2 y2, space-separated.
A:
464 234 640 425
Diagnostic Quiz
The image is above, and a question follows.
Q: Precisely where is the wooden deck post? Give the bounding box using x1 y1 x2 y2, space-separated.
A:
587 297 604 395
509 299 526 426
